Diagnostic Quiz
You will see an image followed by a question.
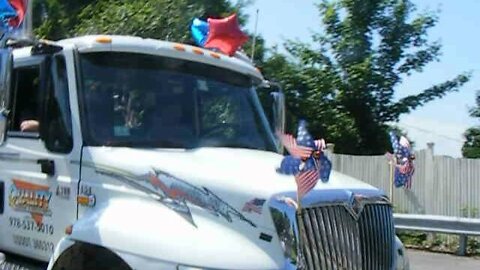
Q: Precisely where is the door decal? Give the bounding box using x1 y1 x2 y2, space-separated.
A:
8 179 52 225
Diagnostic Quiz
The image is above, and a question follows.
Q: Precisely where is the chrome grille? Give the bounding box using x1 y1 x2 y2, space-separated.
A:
297 203 394 270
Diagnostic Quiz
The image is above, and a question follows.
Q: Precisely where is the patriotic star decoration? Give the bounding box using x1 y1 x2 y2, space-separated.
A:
386 131 415 189
203 13 249 56
277 120 332 199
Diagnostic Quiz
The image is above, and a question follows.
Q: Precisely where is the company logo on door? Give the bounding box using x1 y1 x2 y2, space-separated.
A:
8 179 52 225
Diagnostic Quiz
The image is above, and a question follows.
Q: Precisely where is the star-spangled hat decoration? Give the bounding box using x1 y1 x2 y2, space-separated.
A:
277 120 332 199
386 131 415 189
191 13 248 56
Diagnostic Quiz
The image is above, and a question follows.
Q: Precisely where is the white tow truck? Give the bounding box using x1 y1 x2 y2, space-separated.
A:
0 35 409 270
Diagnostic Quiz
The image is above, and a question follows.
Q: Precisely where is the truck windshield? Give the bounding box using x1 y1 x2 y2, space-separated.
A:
78 52 276 151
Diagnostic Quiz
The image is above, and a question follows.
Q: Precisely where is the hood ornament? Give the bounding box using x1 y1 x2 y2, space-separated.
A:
344 194 367 221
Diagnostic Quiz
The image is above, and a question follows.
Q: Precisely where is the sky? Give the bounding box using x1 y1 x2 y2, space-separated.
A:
244 0 479 157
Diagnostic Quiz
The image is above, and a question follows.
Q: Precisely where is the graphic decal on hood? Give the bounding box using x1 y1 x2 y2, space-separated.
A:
242 198 266 214
146 170 256 227
81 162 255 227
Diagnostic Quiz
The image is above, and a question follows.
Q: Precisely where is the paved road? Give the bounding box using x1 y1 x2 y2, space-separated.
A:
3 249 480 270
408 249 480 270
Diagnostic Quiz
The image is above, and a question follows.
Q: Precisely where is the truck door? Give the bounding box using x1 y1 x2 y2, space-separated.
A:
0 51 80 262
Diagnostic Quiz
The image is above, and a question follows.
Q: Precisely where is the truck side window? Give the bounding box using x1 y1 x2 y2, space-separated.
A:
43 55 73 153
9 66 41 133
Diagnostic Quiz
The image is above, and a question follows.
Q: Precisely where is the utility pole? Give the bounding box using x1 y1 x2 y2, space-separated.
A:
250 9 259 61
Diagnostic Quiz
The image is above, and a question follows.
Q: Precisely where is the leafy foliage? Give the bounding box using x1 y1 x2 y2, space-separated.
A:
462 91 480 158
33 0 263 61
33 0 96 40
33 0 252 44
262 0 470 154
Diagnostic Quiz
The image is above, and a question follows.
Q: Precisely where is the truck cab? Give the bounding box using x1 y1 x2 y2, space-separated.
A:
0 35 409 270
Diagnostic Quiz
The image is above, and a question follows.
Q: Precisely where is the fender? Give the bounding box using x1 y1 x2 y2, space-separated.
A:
67 198 284 270
47 238 132 270
395 235 410 270
47 237 75 270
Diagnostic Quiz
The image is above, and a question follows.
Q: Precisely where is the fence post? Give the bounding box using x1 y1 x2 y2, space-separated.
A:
326 143 335 154
458 235 468 256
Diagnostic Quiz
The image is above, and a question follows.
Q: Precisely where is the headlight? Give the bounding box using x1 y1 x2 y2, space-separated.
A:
269 196 301 269
177 266 213 270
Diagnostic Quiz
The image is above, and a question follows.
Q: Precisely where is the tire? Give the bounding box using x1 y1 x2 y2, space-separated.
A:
51 242 131 270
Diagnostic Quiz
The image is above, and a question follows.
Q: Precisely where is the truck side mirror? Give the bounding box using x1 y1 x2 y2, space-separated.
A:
270 91 285 136
0 110 7 144
0 48 13 145
257 81 286 151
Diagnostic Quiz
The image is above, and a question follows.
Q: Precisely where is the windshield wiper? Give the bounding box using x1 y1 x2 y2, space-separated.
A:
103 140 189 148
198 140 263 150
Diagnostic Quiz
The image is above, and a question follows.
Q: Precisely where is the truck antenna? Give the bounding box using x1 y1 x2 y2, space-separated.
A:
250 9 259 62
23 0 33 39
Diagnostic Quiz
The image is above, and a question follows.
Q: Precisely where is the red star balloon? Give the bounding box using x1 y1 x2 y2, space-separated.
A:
8 0 26 27
204 13 249 56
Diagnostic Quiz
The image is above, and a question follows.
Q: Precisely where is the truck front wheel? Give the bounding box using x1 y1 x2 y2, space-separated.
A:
51 242 131 270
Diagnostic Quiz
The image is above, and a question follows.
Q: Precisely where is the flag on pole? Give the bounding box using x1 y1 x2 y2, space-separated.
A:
294 156 323 199
388 131 415 189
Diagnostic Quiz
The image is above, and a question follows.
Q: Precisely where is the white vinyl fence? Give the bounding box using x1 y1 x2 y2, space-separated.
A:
327 144 480 218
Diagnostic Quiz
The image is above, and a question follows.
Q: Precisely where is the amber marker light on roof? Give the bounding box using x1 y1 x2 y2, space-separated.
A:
95 36 112 44
173 44 186 51
192 48 204 55
210 52 221 59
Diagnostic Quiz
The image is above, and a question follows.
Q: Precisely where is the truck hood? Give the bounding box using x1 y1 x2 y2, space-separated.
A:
81 147 380 229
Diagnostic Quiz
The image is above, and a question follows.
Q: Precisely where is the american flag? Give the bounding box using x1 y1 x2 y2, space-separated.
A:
389 132 415 190
242 198 266 214
398 160 415 189
295 166 319 199
280 134 313 159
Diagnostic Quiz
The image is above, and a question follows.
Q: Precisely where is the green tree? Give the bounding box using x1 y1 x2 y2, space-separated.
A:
33 0 252 43
33 0 264 62
462 91 480 158
263 0 470 154
33 0 96 40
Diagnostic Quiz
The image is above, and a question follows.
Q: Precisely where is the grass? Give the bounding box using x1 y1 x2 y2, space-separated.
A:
397 231 480 256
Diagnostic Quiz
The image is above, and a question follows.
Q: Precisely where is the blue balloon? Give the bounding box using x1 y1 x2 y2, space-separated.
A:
0 0 16 28
191 18 209 46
